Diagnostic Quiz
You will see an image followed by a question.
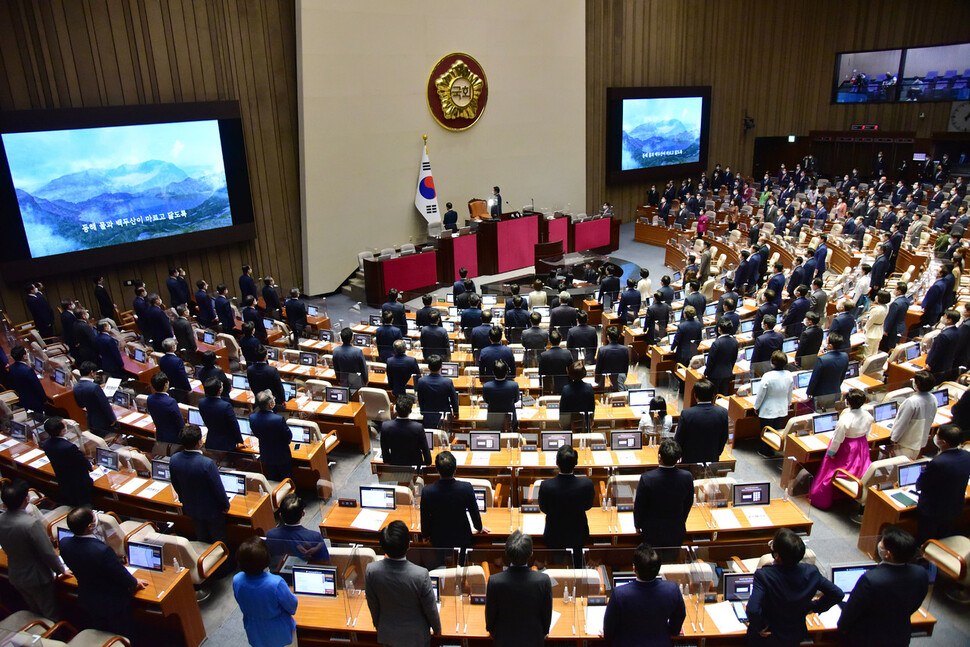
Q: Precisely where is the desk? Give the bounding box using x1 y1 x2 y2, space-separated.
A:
436 232 479 283
319 497 809 549
121 354 161 383
0 550 206 647
285 398 371 454
634 220 673 247
363 251 439 306
571 217 618 253
476 213 540 275
542 213 569 246
858 484 970 558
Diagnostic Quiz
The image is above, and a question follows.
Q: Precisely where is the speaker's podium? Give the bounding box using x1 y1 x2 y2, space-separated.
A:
467 198 489 220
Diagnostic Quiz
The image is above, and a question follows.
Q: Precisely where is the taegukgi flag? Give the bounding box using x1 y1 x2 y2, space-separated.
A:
415 138 440 224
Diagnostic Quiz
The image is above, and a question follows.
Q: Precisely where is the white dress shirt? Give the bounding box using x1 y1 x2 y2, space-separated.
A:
891 392 938 451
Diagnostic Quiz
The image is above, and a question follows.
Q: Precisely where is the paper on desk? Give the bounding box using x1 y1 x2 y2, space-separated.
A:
116 477 148 496
137 482 168 500
103 377 121 398
476 408 489 421
549 610 562 633
705 601 747 634
29 455 50 468
229 388 245 399
617 512 636 534
470 452 492 466
935 409 953 425
584 606 606 636
295 396 311 408
817 605 842 629
615 451 638 465
592 451 613 465
13 448 44 464
545 408 560 420
710 508 742 529
0 438 18 451
844 377 871 391
519 407 538 420
320 403 343 415
351 509 389 531
451 452 468 465
134 417 154 429
125 566 138 575
521 514 545 536
189 379 202 389
119 411 143 425
519 452 539 466
740 506 772 527
800 434 829 451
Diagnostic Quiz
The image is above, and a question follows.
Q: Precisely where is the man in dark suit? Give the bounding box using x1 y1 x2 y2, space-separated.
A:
671 307 702 367
479 327 516 380
603 543 686 646
387 340 420 397
239 322 260 364
521 311 549 362
442 201 458 231
806 332 849 410
365 521 441 646
131 285 148 336
93 275 115 321
549 293 578 337
485 531 552 647
248 344 286 409
144 293 174 351
249 389 293 480
416 355 459 428
239 264 259 302
920 266 948 328
60 300 77 351
881 281 910 351
420 451 486 550
381 394 431 468
838 525 929 647
814 234 829 277
720 298 740 336
747 528 842 647
470 311 494 352
566 310 599 358
170 425 231 542
538 445 595 566
283 288 307 340
172 304 197 353
198 350 231 402
419 311 450 361
489 185 502 217
751 314 784 372
538 330 572 394
0 480 69 619
166 267 189 308
73 362 115 437
751 291 777 340
926 309 961 380
675 379 729 464
734 250 752 292
783 284 811 339
917 424 970 541
214 284 235 334
261 277 282 319
69 307 97 367
714 279 740 323
159 338 191 391
41 416 93 507
828 298 856 351
59 507 147 636
241 295 266 343
375 310 403 362
599 268 621 304
199 377 243 452
146 372 184 446
596 326 631 390
415 294 435 328
331 328 368 390
704 319 739 396
765 263 785 308
459 293 484 335
482 360 519 429
617 278 642 325
195 279 216 329
503 295 530 332
634 439 694 549
25 283 55 339
683 280 705 317
265 494 329 566
796 311 824 368
7 345 46 414
95 319 125 377
453 266 475 299
382 288 408 336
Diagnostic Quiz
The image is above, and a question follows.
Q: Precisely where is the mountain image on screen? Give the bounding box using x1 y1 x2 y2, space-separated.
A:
2 120 233 259
621 118 701 170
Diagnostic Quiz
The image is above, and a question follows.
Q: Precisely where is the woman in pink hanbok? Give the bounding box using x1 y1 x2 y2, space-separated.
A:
808 388 873 509
696 211 708 236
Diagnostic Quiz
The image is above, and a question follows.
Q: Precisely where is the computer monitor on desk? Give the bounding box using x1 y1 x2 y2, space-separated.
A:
541 432 572 452
733 482 770 506
299 351 318 367
533 306 550 318
96 447 119 471
325 386 349 405
289 425 311 444
723 572 755 601
470 432 501 451
812 412 838 435
897 460 929 488
440 362 459 377
219 472 248 496
782 338 799 354
188 407 204 427
906 344 921 361
307 304 319 317
830 563 876 600
873 401 898 426
266 346 280 361
151 459 171 482
293 565 337 597
127 541 164 572
317 329 332 342
132 348 146 363
353 333 372 347
231 374 250 391
360 485 396 510
610 430 641 451
931 389 949 407
112 391 132 409
627 388 655 415
202 330 216 345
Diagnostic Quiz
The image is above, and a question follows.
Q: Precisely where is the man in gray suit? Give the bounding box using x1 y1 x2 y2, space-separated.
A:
697 239 713 282
809 277 828 322
0 480 68 617
365 520 441 646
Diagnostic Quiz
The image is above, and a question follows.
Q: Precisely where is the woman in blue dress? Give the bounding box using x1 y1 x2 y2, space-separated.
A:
232 536 299 647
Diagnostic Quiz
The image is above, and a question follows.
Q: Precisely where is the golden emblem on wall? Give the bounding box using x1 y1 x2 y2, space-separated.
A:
427 53 488 131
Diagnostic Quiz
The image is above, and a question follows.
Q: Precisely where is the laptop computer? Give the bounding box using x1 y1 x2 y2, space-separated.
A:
627 389 656 416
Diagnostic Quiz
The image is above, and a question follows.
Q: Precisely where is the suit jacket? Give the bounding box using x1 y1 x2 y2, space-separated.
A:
262 284 281 314
479 343 516 378
837 562 929 647
675 403 729 464
167 276 188 306
169 449 230 520
0 508 65 589
926 325 960 375
173 316 197 352
734 259 751 288
215 295 235 332
382 300 407 334
809 289 828 320
60 309 76 348
538 472 595 549
459 307 483 332
249 410 293 467
195 290 215 327
470 323 492 351
538 346 572 393
921 279 947 318
603 578 686 647
521 326 549 352
617 289 642 324
869 255 888 291
381 417 431 467
239 273 258 301
485 566 553 647
596 342 630 375
829 312 855 350
705 335 739 380
159 352 191 391
387 353 420 396
814 244 828 275
73 320 99 365
416 373 459 416
806 351 848 398
365 558 441 647
883 295 910 337
566 324 599 354
247 361 286 407
684 292 706 317
42 436 93 506
8 361 46 412
198 365 232 402
549 304 578 332
483 378 520 415
59 536 137 618
333 343 369 388
503 307 530 330
917 448 970 525
420 478 481 548
634 466 694 548
239 335 260 364
145 304 173 344
242 306 267 342
599 276 621 301
671 319 702 364
560 380 595 413
417 325 449 361
94 284 114 320
284 298 307 330
73 378 116 432
783 296 811 337
746 563 842 645
751 303 777 339
147 391 184 444
797 325 824 361
199 395 243 451
26 293 54 334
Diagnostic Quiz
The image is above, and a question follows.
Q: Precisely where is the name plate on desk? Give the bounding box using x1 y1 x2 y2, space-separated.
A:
521 504 540 513
612 401 625 407
617 504 634 512
520 444 537 451
470 595 486 605
338 498 358 508
591 444 607 452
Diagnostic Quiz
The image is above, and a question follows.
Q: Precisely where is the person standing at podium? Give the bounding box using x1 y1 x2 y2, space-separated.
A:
442 202 458 232
490 186 502 217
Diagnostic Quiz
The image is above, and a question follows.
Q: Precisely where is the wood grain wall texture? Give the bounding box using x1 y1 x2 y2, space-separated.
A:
0 0 300 325
586 0 970 223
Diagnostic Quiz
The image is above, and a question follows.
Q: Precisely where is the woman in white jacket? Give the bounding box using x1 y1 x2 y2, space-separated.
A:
863 290 890 357
753 350 794 457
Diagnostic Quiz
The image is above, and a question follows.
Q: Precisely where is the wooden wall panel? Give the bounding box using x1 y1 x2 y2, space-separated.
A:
0 0 300 327
587 0 970 223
